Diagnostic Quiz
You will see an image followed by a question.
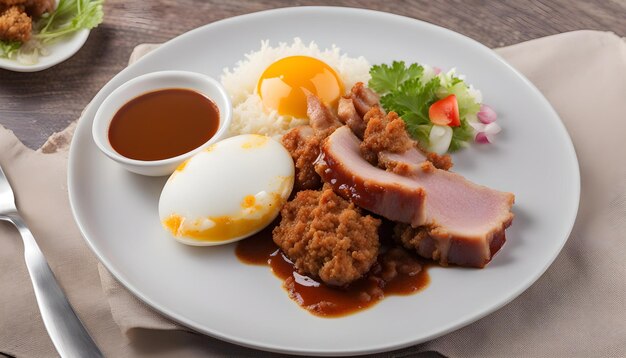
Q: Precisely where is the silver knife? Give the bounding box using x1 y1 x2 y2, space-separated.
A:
0 164 103 358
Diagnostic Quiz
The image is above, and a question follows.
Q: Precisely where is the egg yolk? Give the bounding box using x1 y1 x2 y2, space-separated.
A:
161 193 284 242
257 56 344 118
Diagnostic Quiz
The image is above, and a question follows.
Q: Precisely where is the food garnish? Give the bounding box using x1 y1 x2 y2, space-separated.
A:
368 61 499 153
471 104 501 143
0 0 104 64
429 94 460 127
0 40 20 57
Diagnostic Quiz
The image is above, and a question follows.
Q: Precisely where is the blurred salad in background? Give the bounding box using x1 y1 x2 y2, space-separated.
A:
0 0 104 64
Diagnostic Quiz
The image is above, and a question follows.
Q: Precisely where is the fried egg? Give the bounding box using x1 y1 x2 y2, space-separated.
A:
257 55 344 119
159 134 294 246
221 38 371 138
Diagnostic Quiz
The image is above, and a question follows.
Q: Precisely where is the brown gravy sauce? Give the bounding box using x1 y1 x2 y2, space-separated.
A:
109 88 219 161
236 222 430 317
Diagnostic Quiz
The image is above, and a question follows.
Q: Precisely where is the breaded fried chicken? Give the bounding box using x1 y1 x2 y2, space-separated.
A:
273 186 381 286
394 223 451 265
340 83 453 171
337 82 383 139
0 0 53 14
426 151 453 171
0 5 31 42
394 223 430 252
360 107 413 165
282 126 324 191
0 0 54 43
0 0 27 5
281 92 341 191
24 0 54 18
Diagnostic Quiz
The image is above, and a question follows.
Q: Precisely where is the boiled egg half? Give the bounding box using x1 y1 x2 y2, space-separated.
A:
159 134 294 246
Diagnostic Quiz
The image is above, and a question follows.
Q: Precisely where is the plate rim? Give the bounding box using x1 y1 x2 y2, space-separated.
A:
67 6 581 356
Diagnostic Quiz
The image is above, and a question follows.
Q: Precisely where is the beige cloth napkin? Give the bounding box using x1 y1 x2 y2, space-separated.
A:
1 30 625 357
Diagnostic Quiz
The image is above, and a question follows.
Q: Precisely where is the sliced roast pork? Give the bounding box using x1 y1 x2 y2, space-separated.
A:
315 126 515 267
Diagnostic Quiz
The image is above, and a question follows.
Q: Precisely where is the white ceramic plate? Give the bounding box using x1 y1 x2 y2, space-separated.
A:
68 7 580 356
0 28 89 72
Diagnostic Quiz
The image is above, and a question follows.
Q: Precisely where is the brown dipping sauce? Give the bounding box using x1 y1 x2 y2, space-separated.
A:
236 222 430 317
108 88 219 161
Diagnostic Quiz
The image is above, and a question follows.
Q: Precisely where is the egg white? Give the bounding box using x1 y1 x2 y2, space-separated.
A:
158 134 294 246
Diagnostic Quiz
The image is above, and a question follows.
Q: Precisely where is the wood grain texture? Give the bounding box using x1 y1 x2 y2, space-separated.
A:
0 0 625 149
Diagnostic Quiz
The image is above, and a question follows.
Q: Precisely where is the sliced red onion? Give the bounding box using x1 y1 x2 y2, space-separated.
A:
469 121 485 133
475 132 490 144
475 123 502 144
484 122 501 135
478 104 497 124
433 66 442 75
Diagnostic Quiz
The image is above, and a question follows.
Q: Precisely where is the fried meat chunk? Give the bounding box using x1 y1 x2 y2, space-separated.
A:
337 97 366 139
337 82 383 138
282 126 324 191
304 89 341 132
281 92 340 191
24 0 54 18
0 1 27 6
0 0 54 43
340 83 453 171
0 5 31 42
359 107 414 165
273 186 381 286
348 82 381 117
426 151 453 171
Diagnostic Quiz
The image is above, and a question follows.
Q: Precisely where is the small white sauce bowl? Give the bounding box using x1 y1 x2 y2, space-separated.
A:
92 71 232 176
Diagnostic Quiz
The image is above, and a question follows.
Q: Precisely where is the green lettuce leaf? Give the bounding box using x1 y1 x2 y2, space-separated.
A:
36 0 104 43
0 41 22 58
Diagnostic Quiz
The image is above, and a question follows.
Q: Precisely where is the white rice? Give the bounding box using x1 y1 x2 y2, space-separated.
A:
221 38 371 138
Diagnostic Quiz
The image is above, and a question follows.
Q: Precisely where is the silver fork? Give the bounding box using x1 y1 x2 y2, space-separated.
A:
0 164 103 358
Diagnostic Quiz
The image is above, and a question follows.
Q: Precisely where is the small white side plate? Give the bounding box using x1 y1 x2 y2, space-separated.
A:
0 29 89 72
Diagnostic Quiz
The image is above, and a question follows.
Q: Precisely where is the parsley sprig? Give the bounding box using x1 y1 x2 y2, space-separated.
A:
368 61 478 152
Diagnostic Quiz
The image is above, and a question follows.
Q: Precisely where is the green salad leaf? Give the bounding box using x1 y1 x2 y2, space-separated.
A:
449 119 474 152
380 74 440 145
36 0 104 43
0 41 21 58
368 61 481 153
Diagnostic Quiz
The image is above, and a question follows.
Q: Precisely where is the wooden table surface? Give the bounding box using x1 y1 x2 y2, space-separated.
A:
1 0 625 149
